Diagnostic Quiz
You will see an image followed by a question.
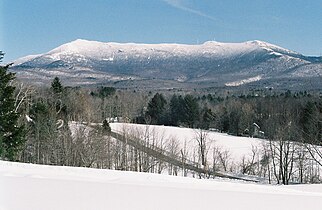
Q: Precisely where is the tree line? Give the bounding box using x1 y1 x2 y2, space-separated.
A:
141 91 321 142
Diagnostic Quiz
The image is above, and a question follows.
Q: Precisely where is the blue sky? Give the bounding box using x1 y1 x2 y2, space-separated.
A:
1 0 322 62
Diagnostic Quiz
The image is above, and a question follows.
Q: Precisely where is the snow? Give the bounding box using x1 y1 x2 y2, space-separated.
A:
110 123 264 163
55 39 229 59
14 39 293 65
1 123 322 209
25 115 33 122
246 40 299 55
1 160 322 210
12 54 41 66
225 75 263 87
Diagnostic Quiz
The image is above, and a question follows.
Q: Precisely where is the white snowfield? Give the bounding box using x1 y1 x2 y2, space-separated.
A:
13 39 298 65
225 75 263 87
110 123 264 163
1 160 322 210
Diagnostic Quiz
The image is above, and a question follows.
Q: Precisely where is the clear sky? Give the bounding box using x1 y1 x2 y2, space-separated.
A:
1 0 322 62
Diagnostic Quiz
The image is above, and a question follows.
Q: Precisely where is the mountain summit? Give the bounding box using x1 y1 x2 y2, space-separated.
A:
11 39 322 89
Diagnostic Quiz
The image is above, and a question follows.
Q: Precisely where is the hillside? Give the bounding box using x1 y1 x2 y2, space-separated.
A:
1 160 322 210
11 39 322 89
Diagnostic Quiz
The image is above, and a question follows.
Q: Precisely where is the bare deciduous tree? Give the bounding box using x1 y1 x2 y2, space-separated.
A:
194 129 210 170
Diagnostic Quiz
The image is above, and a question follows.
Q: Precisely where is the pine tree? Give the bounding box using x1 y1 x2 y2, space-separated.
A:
0 52 25 160
300 101 321 144
169 94 182 126
182 94 200 128
146 93 167 124
51 77 63 94
219 107 229 132
97 86 116 98
201 107 215 129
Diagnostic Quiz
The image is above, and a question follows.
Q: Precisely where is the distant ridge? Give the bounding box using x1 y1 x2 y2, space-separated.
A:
11 39 322 90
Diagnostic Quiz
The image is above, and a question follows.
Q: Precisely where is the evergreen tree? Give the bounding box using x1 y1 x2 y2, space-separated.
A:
300 101 321 144
0 52 25 160
51 77 63 94
229 109 241 135
97 86 116 98
182 94 200 128
169 94 183 126
201 107 215 129
218 107 229 132
146 93 167 124
50 77 69 119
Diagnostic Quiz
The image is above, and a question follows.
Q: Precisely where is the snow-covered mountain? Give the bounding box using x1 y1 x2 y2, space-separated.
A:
11 39 322 89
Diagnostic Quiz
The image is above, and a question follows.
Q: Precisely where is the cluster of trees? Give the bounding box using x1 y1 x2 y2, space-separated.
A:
141 93 204 128
142 91 321 141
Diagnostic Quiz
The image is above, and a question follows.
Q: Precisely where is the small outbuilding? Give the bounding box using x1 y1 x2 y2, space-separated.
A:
251 123 265 138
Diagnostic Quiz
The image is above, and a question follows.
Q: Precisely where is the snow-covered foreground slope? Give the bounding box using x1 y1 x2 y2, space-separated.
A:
1 160 322 210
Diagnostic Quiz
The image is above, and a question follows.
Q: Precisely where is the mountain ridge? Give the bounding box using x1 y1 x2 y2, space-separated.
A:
11 39 322 90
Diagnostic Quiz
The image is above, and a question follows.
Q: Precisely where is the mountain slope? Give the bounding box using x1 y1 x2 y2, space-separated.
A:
11 39 322 89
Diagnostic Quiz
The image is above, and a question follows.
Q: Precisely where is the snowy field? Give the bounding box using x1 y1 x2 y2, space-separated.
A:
2 123 322 210
109 123 322 182
110 123 264 163
1 160 322 210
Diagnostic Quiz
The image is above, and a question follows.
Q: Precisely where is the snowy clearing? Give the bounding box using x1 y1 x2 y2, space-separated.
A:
110 123 264 163
225 75 262 87
1 160 322 210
